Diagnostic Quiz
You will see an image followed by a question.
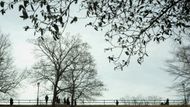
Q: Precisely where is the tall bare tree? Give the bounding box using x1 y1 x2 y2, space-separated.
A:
31 34 103 106
165 43 190 104
1 0 189 69
61 51 104 106
0 32 22 97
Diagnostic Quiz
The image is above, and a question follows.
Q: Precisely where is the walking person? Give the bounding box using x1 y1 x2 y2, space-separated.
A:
116 100 119 106
45 95 49 105
10 98 13 106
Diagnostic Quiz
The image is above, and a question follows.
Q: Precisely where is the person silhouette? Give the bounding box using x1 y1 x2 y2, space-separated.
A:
165 98 169 105
74 99 77 106
67 97 70 105
45 95 49 105
10 98 13 106
64 97 67 105
57 98 60 104
116 100 119 106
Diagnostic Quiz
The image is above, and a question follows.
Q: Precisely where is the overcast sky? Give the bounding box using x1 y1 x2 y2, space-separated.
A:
0 7 179 100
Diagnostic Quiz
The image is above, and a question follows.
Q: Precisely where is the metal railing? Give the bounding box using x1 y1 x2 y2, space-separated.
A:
0 99 187 105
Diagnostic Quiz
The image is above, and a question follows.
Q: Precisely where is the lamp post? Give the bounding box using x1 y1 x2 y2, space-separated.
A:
37 82 40 105
182 83 187 105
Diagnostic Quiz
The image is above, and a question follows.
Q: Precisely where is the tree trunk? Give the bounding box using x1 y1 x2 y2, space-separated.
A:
71 85 75 107
52 79 58 107
71 94 74 106
52 85 57 107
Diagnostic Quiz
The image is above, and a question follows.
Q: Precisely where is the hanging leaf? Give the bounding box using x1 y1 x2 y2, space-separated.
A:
98 22 102 27
23 9 28 17
70 17 78 24
58 17 63 24
46 5 51 13
40 1 44 7
94 26 98 31
20 10 28 19
156 0 161 4
10 4 14 9
141 0 145 4
53 34 59 40
0 9 5 15
74 0 78 4
143 40 146 45
40 28 44 35
24 26 29 31
161 25 164 30
53 24 59 32
122 45 127 48
93 1 98 11
23 1 29 7
125 51 129 55
129 0 132 7
19 5 25 11
31 4 34 11
85 22 92 27
118 37 122 42
61 22 64 27
0 1 4 7
145 53 149 56
139 17 142 22
40 36 44 41
108 56 114 63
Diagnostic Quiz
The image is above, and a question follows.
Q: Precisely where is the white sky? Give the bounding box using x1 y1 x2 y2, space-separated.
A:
0 6 179 101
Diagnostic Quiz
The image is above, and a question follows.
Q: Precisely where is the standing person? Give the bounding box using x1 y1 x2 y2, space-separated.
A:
45 95 49 105
10 98 13 106
67 97 70 106
116 100 119 106
74 99 77 106
56 96 59 104
64 97 67 105
165 98 169 105
57 98 60 104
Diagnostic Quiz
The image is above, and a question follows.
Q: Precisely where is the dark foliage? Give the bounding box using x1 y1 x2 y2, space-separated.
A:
1 0 190 69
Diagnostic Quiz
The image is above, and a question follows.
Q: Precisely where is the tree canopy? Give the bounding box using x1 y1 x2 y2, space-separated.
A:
0 0 189 69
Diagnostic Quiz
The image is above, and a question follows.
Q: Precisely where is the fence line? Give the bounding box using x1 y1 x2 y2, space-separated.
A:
0 99 187 106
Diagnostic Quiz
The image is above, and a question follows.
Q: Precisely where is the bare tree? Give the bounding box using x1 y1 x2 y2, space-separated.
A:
0 32 22 97
165 43 190 104
60 51 104 106
1 0 190 69
31 34 103 106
